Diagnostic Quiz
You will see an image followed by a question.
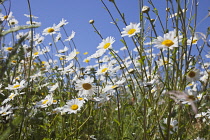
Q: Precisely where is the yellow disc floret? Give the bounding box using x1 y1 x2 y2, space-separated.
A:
71 104 79 110
47 28 55 33
42 100 49 105
127 29 136 35
188 71 196 78
13 85 20 88
82 83 92 90
162 39 174 47
103 43 111 49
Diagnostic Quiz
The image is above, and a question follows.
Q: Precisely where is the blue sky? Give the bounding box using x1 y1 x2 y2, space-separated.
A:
1 0 210 56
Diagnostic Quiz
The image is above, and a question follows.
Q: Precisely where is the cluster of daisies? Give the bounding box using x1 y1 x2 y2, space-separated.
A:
0 9 209 139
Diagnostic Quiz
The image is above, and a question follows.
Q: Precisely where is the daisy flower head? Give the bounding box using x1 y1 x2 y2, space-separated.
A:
35 94 54 108
43 24 60 35
153 30 179 49
96 63 112 75
8 18 18 26
5 80 26 91
64 31 76 42
186 69 200 82
121 22 140 37
4 47 13 52
56 18 68 28
0 104 13 116
63 98 84 114
187 33 200 45
24 14 39 19
97 36 115 50
0 12 13 21
75 77 96 99
2 92 18 105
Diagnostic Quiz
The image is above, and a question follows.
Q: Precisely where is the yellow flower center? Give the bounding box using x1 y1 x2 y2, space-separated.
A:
10 22 15 25
77 98 84 101
101 68 108 73
192 39 198 44
13 85 20 88
83 52 88 55
53 100 57 103
82 83 92 90
47 28 55 33
34 52 39 55
188 71 196 78
161 39 174 47
4 15 8 19
84 59 90 63
12 60 17 63
71 104 79 110
127 29 136 35
103 43 111 49
9 94 15 99
6 47 13 51
111 85 118 89
42 100 49 104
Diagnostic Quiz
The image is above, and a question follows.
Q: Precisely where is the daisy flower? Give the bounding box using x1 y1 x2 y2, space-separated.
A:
96 63 113 75
75 77 96 98
56 18 68 27
97 36 115 50
0 12 14 21
35 94 54 108
24 14 38 19
121 22 141 37
90 49 106 59
34 33 45 44
48 83 59 92
153 30 179 49
0 104 13 116
62 98 84 114
65 48 77 61
8 18 18 26
5 80 26 91
187 33 199 45
58 46 68 53
43 24 60 35
2 92 18 105
4 47 14 52
186 69 200 82
64 31 76 41
26 21 41 25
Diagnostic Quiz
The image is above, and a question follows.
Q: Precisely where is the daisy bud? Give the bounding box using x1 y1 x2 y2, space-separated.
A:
166 8 170 12
89 19 94 24
109 0 115 2
128 68 135 74
142 6 150 13
150 19 155 23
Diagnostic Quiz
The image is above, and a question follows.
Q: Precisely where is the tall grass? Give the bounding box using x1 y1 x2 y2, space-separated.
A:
0 0 209 139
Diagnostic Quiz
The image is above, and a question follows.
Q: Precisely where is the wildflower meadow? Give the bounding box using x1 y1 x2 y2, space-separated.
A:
0 0 210 139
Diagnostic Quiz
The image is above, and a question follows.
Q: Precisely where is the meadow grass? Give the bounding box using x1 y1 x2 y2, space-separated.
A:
0 0 209 139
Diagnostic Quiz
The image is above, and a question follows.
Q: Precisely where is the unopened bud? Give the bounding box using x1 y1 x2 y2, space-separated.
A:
89 19 94 24
150 19 155 23
166 8 170 12
142 6 150 13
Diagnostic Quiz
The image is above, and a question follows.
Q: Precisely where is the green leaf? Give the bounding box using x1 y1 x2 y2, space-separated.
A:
113 119 120 126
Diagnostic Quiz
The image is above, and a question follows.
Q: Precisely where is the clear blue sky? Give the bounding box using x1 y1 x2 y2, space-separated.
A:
1 0 210 55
